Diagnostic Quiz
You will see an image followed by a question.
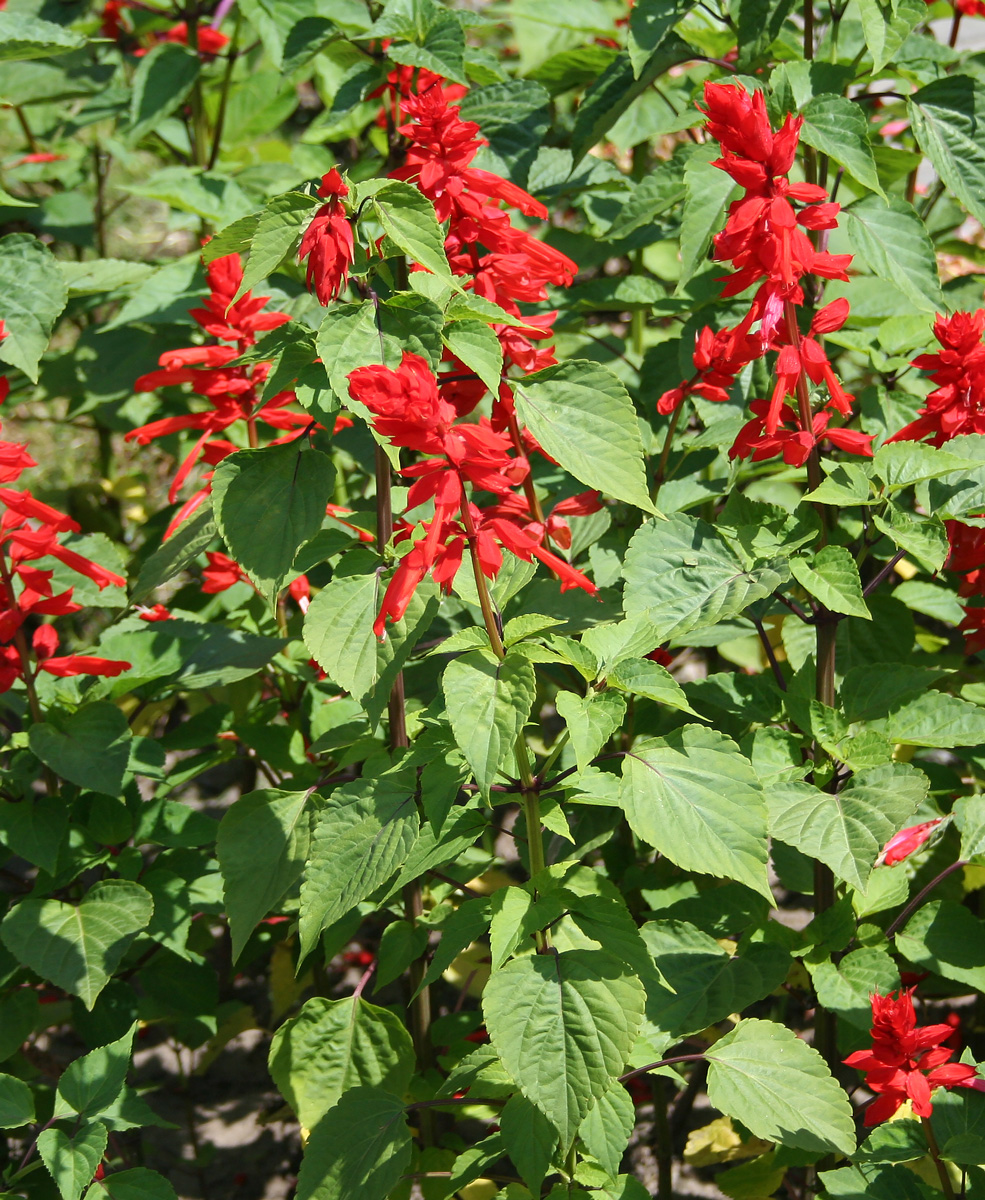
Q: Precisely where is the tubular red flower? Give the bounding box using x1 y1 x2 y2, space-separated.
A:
882 818 944 865
299 169 354 306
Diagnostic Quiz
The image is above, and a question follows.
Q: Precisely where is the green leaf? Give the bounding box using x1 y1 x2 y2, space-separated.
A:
513 361 653 512
845 197 942 314
909 75 985 228
556 691 626 773
873 441 969 491
0 1074 34 1127
0 233 68 381
627 0 690 76
789 546 870 619
237 192 321 300
799 95 884 197
212 442 336 605
767 763 927 892
127 43 200 142
299 771 419 955
419 897 492 991
896 900 985 991
387 15 467 84
0 796 67 875
0 12 85 60
819 1163 936 1199
39 1124 108 1200
623 515 787 643
216 790 310 961
580 1080 635 1179
457 80 550 183
58 259 154 295
570 38 692 164
268 997 414 1132
620 725 771 900
640 919 790 1038
442 650 536 797
483 949 645 1149
677 152 739 289
55 1025 135 1120
810 948 899 1033
857 0 925 74
706 1019 856 1156
131 501 216 604
500 1094 559 1193
442 319 503 394
872 509 950 574
954 795 985 861
371 181 453 284
1 881 152 1009
871 690 985 748
605 657 696 714
29 703 132 796
303 569 438 724
0 990 39 1062
295 1086 411 1200
84 1168 178 1200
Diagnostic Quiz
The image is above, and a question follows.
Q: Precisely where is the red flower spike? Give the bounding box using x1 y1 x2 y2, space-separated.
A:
844 989 980 1125
299 170 354 306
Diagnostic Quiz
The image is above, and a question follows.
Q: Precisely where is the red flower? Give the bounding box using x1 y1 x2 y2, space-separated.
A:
160 21 229 57
202 551 246 594
138 603 171 622
844 989 980 1124
882 818 944 866
13 153 66 166
889 310 985 447
298 169 354 306
348 352 595 636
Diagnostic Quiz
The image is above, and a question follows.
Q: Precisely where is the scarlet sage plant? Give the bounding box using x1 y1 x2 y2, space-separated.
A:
6 2 985 1199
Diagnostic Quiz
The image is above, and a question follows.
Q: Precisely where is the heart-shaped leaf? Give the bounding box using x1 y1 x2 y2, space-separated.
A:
29 703 132 796
1 881 153 1009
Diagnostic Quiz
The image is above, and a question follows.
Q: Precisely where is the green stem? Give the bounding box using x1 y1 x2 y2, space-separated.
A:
783 300 823 495
652 1076 674 1200
459 501 549 942
207 16 239 171
922 1117 956 1200
652 403 683 505
375 445 434 1111
185 17 210 170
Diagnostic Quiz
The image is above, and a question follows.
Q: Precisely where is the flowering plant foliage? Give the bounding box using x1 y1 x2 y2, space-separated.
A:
5 1 985 1199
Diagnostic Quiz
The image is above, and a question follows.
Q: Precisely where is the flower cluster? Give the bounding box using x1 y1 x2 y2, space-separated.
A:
125 254 311 533
844 989 979 1124
392 80 576 384
348 352 598 637
0 323 130 694
888 310 985 652
660 83 872 468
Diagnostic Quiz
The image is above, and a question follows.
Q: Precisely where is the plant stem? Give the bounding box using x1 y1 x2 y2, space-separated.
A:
652 403 683 504
783 301 822 494
752 615 787 691
804 0 815 59
458 501 549 941
184 19 210 170
13 107 39 155
652 1075 674 1200
812 614 839 1068
885 860 967 940
948 10 962 48
922 1116 957 1200
619 1053 706 1083
207 17 239 171
374 445 433 1102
